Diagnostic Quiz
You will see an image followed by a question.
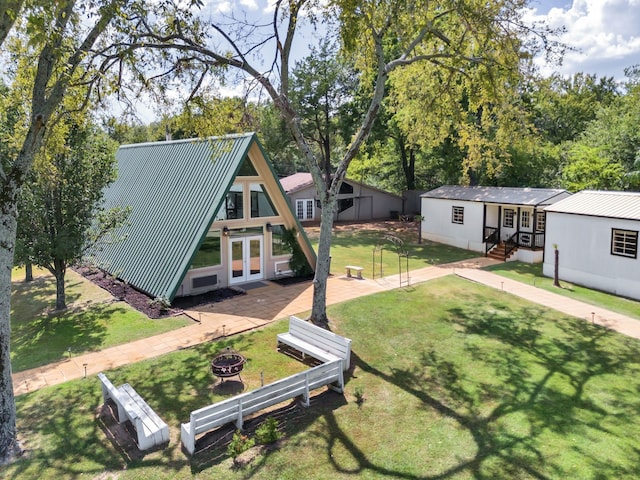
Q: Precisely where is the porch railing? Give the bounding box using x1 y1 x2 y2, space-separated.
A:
515 232 545 249
504 232 519 260
484 227 499 254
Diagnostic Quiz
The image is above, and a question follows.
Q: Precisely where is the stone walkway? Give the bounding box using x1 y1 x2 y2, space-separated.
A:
12 256 640 395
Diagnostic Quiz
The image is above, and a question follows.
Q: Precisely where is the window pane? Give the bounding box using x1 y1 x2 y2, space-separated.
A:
504 209 514 228
612 229 638 258
271 225 292 256
190 231 222 269
452 206 464 224
237 159 258 176
250 183 277 217
215 184 244 221
521 211 530 228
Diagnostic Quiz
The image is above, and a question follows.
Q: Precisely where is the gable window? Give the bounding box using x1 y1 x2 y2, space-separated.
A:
338 198 354 213
611 229 638 258
237 158 258 176
521 211 530 228
215 184 244 221
536 211 546 232
190 231 222 269
452 206 464 224
339 182 354 194
250 183 277 218
504 209 515 228
296 199 315 221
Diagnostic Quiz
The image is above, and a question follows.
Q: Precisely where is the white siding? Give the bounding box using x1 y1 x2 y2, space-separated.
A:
543 212 640 300
421 198 485 252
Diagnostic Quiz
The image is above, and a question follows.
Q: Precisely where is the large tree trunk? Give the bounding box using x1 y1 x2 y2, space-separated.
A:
53 261 66 310
24 262 33 282
0 210 21 463
310 195 337 326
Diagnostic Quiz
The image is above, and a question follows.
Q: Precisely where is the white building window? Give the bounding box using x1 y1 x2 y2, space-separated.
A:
611 229 638 258
521 211 530 228
536 211 545 232
452 206 464 224
504 209 514 228
296 199 315 221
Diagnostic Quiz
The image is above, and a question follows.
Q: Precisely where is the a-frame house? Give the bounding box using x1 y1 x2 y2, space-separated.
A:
88 133 316 301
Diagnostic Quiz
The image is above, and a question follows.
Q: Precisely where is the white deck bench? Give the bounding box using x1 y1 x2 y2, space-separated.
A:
345 265 363 279
277 315 352 371
180 359 344 455
98 372 169 451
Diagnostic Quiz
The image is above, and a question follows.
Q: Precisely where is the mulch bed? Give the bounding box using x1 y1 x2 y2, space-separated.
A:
74 266 243 319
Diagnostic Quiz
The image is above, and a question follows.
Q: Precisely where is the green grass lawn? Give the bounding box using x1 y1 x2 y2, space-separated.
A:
6 276 640 479
485 261 640 321
309 225 479 279
10 268 192 372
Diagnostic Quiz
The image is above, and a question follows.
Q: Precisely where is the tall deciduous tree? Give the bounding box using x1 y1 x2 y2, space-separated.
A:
16 120 128 310
114 0 559 325
0 0 136 462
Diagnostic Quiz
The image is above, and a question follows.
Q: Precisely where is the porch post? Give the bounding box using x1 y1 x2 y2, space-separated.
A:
482 204 487 242
517 207 521 243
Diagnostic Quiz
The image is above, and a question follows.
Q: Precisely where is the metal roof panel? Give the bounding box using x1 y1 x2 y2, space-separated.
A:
90 133 254 300
421 185 570 206
544 190 640 220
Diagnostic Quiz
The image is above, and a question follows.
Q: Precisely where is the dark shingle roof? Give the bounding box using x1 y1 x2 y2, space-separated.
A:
421 185 570 206
89 133 256 300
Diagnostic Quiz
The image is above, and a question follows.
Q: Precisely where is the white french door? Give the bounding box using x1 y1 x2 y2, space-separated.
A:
229 236 263 285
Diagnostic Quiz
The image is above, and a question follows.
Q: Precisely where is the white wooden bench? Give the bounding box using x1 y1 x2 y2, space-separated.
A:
180 359 344 455
277 315 352 371
345 265 363 279
98 372 169 451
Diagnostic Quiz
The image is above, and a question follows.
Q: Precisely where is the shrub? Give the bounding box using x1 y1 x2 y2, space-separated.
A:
255 417 282 444
227 430 255 458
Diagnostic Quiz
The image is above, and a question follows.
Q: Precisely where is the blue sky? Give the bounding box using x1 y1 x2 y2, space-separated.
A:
207 0 639 82
130 1 639 122
524 0 639 80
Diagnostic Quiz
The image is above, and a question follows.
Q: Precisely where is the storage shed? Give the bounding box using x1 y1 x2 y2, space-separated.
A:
280 173 403 222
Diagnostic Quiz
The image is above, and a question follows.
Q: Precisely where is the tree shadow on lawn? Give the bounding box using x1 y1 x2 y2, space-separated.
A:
345 303 640 479
11 303 123 372
11 275 82 320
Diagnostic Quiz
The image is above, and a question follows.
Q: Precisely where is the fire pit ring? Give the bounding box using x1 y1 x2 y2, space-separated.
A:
211 347 246 383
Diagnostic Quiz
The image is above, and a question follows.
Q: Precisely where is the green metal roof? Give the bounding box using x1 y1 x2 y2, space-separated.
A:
90 133 258 300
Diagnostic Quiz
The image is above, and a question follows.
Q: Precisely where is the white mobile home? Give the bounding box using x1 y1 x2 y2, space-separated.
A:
421 186 570 262
543 190 640 300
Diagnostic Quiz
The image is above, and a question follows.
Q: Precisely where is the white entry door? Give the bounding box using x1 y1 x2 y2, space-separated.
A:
229 236 263 285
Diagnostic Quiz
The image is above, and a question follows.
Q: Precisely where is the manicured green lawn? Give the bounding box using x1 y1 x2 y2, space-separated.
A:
485 261 640 321
10 268 192 372
6 276 640 479
309 225 479 279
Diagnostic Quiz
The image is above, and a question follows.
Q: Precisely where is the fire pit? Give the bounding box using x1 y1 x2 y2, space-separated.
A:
211 347 246 383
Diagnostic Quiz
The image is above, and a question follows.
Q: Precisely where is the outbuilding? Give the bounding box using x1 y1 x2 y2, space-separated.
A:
280 172 403 222
543 190 640 300
87 133 316 301
421 185 571 262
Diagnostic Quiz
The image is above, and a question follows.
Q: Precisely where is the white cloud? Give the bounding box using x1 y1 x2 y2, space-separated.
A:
526 0 640 80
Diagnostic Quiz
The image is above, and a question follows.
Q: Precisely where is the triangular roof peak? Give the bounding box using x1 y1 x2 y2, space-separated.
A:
88 133 273 300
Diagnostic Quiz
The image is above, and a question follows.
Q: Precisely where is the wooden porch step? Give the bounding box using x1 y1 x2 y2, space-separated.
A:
487 242 517 261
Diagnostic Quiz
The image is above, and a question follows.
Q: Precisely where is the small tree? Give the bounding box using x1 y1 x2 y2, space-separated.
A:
15 120 128 310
